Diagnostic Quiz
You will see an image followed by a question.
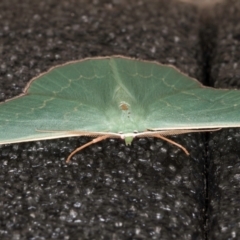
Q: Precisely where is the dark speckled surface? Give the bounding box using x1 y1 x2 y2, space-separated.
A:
0 0 238 239
208 0 240 239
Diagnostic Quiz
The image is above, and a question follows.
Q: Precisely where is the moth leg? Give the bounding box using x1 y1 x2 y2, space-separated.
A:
66 135 111 163
153 134 190 155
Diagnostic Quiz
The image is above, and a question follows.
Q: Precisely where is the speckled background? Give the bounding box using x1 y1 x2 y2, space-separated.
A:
0 0 239 239
207 0 240 239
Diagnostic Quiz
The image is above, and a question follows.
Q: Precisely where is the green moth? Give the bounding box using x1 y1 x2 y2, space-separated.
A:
1 56 240 162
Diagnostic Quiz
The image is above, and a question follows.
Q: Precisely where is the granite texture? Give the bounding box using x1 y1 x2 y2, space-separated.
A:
207 0 240 239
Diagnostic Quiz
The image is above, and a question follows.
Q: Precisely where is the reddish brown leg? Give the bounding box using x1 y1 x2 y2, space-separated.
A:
153 134 190 155
66 135 111 163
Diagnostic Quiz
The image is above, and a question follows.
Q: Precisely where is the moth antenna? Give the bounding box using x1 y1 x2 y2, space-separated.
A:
66 135 112 163
153 134 190 155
